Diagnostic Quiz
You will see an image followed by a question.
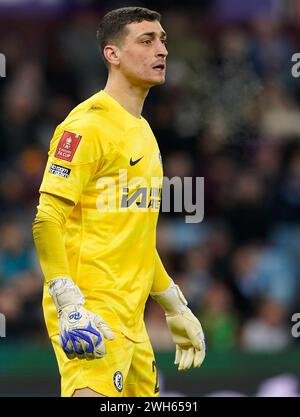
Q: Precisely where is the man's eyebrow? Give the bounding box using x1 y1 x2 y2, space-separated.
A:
138 31 167 38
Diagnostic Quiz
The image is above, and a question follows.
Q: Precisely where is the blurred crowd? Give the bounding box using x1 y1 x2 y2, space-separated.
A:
1 0 300 352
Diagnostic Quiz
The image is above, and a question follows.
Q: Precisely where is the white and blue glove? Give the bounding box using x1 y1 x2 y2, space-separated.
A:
49 278 115 360
151 280 206 371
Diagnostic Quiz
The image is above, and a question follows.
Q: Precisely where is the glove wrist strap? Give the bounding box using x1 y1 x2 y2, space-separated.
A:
151 280 188 315
48 277 85 312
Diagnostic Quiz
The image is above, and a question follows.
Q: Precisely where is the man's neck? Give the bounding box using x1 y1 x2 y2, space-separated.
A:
103 74 149 118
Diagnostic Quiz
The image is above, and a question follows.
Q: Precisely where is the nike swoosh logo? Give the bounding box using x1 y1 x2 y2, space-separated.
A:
130 156 144 166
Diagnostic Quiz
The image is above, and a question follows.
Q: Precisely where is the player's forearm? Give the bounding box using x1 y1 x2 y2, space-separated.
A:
33 192 75 283
33 218 70 283
151 249 172 293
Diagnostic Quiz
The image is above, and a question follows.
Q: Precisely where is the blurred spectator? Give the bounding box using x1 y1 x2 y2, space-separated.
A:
198 281 239 351
181 245 213 310
249 15 294 83
241 298 292 351
222 170 271 243
231 244 296 307
258 80 300 138
0 221 36 283
56 10 106 99
0 221 43 339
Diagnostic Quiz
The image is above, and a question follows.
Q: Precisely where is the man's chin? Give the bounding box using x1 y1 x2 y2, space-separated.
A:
136 75 166 89
148 76 166 87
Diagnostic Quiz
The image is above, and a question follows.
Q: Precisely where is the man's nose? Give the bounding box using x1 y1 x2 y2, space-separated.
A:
156 42 168 58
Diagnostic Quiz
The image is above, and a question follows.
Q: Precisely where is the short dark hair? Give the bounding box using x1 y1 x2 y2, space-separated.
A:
97 7 161 66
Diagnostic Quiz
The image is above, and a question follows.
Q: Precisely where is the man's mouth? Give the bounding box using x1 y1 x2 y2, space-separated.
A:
152 64 166 71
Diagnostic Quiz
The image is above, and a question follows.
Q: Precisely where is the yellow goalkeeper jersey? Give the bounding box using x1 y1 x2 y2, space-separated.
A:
40 91 163 342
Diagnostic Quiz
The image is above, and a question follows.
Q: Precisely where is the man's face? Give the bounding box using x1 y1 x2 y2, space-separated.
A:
117 20 168 88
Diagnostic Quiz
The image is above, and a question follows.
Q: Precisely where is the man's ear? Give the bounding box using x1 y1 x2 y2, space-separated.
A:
103 45 120 67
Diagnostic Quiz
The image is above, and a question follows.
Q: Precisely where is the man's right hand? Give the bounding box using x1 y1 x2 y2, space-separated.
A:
49 278 115 360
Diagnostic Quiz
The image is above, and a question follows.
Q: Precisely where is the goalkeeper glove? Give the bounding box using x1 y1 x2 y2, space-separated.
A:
151 280 206 371
49 278 115 360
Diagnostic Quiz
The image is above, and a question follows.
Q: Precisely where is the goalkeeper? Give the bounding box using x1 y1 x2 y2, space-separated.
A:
33 7 205 398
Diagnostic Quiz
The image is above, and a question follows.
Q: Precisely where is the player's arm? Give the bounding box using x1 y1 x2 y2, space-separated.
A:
33 192 115 360
33 121 114 360
151 250 206 371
